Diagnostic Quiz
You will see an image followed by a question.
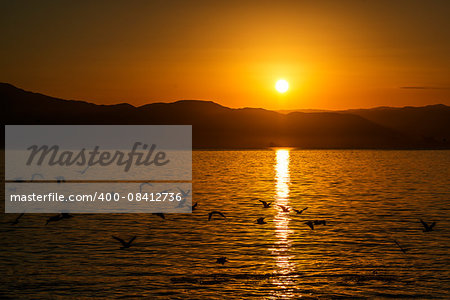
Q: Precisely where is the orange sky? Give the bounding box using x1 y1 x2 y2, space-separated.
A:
1 0 449 110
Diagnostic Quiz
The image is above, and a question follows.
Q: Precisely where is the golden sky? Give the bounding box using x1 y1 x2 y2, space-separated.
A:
1 0 449 110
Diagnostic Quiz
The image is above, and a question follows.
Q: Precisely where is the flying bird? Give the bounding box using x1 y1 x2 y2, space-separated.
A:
208 211 226 221
55 176 66 183
304 221 314 230
175 188 191 208
11 213 24 225
216 257 228 265
256 217 267 225
31 173 44 181
393 239 407 254
293 207 308 215
259 200 271 208
313 220 326 226
112 235 137 249
178 188 191 198
77 166 90 175
176 197 187 208
153 213 165 219
61 213 73 219
278 205 290 212
419 219 436 232
45 214 63 225
139 182 153 193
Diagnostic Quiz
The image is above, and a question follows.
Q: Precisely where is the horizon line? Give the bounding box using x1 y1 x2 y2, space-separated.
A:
1 82 448 112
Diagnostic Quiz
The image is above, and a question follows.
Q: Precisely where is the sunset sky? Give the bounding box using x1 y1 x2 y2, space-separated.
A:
1 0 449 110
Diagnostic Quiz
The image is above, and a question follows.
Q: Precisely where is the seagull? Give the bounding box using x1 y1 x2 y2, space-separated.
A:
175 189 190 208
45 214 63 225
256 217 267 224
259 200 271 208
61 213 73 219
419 219 436 232
11 213 24 225
77 166 90 175
55 176 66 183
192 202 198 211
178 188 191 198
153 213 165 219
393 239 407 254
216 257 228 265
304 221 314 230
112 235 137 249
278 205 290 212
139 182 153 193
313 220 326 226
31 173 44 181
293 207 308 215
176 197 187 208
208 211 226 221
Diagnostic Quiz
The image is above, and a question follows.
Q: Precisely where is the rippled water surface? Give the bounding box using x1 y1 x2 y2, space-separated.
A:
1 150 450 299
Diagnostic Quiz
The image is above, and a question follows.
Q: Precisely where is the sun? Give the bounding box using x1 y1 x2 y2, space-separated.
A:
275 79 289 93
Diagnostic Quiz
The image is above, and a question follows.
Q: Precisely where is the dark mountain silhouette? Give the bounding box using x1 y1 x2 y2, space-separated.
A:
342 105 450 146
2 83 449 149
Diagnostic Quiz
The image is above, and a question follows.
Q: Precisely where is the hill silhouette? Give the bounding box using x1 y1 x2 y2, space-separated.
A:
2 83 449 149
342 105 450 146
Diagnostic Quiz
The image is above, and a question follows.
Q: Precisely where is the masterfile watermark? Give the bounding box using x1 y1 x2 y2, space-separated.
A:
5 125 192 213
26 142 169 172
6 182 193 213
6 125 191 181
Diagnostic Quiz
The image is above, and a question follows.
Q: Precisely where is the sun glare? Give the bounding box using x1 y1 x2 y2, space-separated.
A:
275 79 289 93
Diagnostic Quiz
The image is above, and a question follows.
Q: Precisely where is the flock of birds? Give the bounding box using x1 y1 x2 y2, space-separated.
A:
8 190 438 264
7 172 439 264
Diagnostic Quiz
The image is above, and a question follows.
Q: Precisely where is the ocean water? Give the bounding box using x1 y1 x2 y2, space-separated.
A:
1 150 450 299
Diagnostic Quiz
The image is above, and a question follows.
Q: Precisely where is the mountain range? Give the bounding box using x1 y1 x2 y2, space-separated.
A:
2 83 449 149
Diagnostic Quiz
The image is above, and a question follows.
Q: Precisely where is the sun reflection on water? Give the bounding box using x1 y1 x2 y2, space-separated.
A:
271 149 297 297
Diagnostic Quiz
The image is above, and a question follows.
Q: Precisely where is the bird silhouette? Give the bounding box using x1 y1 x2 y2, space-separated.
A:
77 166 90 175
153 213 165 219
313 220 326 226
216 257 228 265
112 235 137 249
178 188 191 198
55 176 66 183
304 221 314 230
293 207 308 215
45 214 63 225
192 202 198 211
278 205 290 212
259 200 271 208
61 213 73 219
419 219 436 232
256 217 267 224
31 173 44 181
139 182 153 193
208 211 226 221
11 213 24 225
175 188 191 208
176 197 187 208
393 239 407 254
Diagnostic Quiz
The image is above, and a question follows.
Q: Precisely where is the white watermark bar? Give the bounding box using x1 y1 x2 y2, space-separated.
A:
5 125 192 213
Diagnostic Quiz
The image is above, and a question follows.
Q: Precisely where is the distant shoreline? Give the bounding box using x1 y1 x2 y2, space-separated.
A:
3 83 450 150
